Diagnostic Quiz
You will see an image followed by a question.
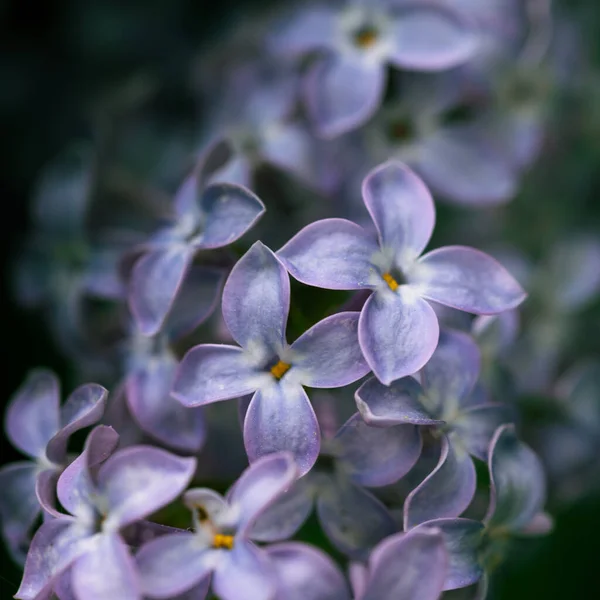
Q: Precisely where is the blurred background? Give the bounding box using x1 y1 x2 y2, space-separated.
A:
1 0 599 598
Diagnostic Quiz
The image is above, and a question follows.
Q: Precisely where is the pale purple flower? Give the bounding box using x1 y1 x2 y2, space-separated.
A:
356 329 513 528
0 370 107 563
129 144 265 336
411 424 550 592
135 453 297 600
278 161 527 384
172 241 370 475
271 0 478 137
15 426 196 600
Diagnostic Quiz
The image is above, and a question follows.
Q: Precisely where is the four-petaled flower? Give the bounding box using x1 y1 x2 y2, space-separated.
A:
278 160 526 385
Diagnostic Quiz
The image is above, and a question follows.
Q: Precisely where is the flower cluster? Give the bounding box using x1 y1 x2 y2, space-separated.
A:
4 0 597 599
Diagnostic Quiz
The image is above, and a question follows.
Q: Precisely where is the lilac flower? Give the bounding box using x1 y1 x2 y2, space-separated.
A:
129 143 265 336
15 426 196 600
172 241 370 475
251 407 423 559
135 453 297 600
125 265 226 452
356 329 513 528
278 161 526 384
349 527 448 600
271 1 478 137
411 424 550 592
0 370 107 563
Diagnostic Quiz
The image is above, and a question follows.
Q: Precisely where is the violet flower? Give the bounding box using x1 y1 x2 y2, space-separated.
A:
129 143 265 336
172 241 370 475
251 409 421 559
411 424 550 593
15 426 196 600
135 453 297 600
0 370 107 564
125 264 226 452
278 160 526 384
356 329 513 528
271 0 477 137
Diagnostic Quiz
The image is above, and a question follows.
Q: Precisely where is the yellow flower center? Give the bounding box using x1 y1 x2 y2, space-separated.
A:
213 534 234 550
382 272 399 291
353 27 378 48
270 360 291 380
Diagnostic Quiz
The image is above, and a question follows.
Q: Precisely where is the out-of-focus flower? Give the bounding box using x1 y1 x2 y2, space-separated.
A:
0 371 107 564
278 161 526 384
15 426 196 600
135 453 297 600
270 0 478 137
173 241 370 475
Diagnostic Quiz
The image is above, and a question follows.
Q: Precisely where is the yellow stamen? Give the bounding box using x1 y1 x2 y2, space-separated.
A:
354 28 378 48
382 272 399 291
213 534 234 550
270 360 291 380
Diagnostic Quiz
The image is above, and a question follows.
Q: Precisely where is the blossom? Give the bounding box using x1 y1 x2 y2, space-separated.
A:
15 426 196 600
129 143 265 336
135 453 297 600
278 160 526 384
172 241 370 475
0 370 107 563
270 0 477 137
410 424 550 593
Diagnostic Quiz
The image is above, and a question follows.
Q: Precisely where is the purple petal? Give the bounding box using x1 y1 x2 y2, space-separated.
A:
268 6 337 58
36 469 61 519
305 54 385 138
222 242 290 351
250 476 315 542
485 424 546 533
335 413 422 487
410 246 527 314
228 453 298 536
388 4 477 70
355 376 441 426
278 219 378 290
244 383 320 477
317 479 396 560
358 289 440 385
46 383 108 464
15 519 88 600
420 329 481 417
163 266 226 340
267 542 351 600
6 369 60 459
127 354 206 453
412 518 485 591
172 344 259 407
417 125 517 206
136 532 214 598
184 489 228 524
363 528 447 600
0 462 40 559
404 435 476 529
290 312 370 388
71 533 141 600
98 446 196 529
472 311 520 357
453 403 514 461
213 540 276 600
362 160 435 262
195 183 265 250
129 246 194 336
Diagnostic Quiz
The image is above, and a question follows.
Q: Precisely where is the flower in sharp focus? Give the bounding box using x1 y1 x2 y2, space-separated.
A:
172 241 370 475
0 370 107 564
15 426 196 600
128 142 265 336
269 0 478 138
135 453 297 600
278 160 527 384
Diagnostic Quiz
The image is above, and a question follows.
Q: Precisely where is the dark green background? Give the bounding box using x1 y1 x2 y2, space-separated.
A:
1 0 599 598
